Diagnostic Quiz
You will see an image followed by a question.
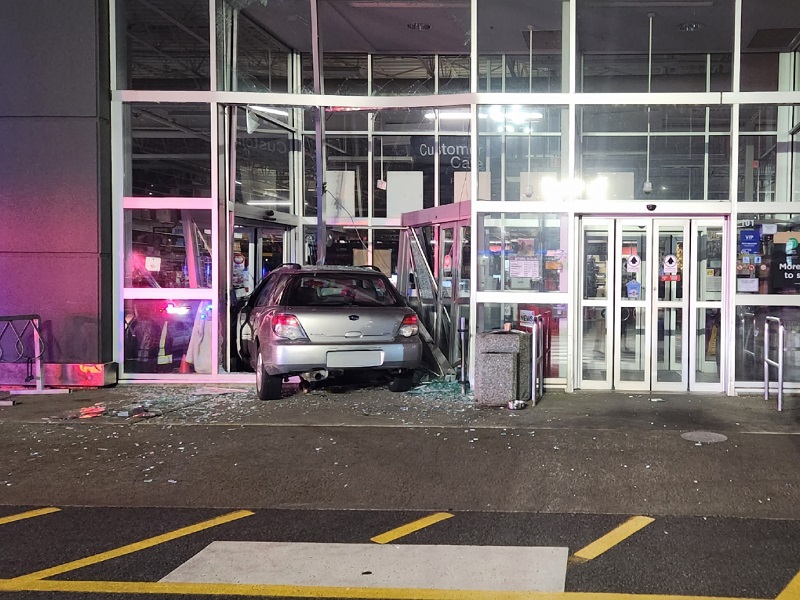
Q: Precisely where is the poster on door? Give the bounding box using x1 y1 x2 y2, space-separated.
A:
626 254 641 273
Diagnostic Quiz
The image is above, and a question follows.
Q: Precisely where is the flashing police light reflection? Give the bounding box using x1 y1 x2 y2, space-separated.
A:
165 303 191 316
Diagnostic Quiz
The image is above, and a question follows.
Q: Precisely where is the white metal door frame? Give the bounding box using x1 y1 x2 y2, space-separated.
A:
651 219 691 393
689 218 727 393
578 218 614 390
613 219 653 391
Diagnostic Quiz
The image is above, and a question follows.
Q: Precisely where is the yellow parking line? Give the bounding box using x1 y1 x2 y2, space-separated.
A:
8 509 253 583
572 516 654 562
0 507 60 526
777 569 800 600
0 578 762 600
370 512 454 544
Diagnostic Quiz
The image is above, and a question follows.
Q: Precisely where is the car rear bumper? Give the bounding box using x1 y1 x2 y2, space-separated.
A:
262 339 422 376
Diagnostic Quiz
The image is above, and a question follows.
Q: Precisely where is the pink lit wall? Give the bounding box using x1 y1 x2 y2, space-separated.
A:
0 0 112 365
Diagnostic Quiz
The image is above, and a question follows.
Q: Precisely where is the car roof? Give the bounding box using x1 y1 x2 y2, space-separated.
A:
272 264 386 276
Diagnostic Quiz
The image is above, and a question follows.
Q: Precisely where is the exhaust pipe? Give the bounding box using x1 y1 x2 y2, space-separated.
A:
300 368 329 382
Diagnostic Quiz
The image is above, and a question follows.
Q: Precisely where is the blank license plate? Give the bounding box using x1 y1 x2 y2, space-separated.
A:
326 350 383 368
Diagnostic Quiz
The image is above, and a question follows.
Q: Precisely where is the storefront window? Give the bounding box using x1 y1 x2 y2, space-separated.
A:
477 213 568 292
479 106 563 202
373 135 435 217
124 209 212 289
740 0 797 92
477 303 568 379
735 306 800 383
217 7 289 92
124 299 213 374
303 225 368 266
374 229 401 279
577 1 733 93
579 106 730 201
117 0 210 90
125 104 211 198
736 214 800 295
234 108 293 213
477 0 564 94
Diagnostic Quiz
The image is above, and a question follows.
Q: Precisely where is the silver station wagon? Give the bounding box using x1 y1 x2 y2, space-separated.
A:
238 264 423 400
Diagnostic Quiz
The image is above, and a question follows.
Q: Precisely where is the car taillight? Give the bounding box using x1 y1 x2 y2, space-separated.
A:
273 313 308 340
398 314 419 338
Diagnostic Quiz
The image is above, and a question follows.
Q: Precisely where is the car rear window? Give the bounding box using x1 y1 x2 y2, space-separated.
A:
285 273 400 307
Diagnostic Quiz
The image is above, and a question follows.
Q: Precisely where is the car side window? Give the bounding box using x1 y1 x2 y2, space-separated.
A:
254 277 276 307
265 276 290 306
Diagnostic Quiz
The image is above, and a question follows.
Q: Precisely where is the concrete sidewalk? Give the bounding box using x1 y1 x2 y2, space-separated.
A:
2 380 800 517
1 379 798 434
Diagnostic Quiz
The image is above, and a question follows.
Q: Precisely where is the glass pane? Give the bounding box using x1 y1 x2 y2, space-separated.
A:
656 307 683 382
577 1 733 92
740 0 793 92
697 226 723 302
733 306 800 384
372 135 435 218
440 135 471 205
619 307 646 382
477 303 568 378
657 226 684 301
581 306 608 381
441 228 455 300
460 226 471 298
124 299 212 374
478 213 568 292
125 104 212 197
738 135 777 202
372 56 435 96
125 209 212 289
324 228 369 266
583 226 609 299
478 0 564 93
259 229 284 282
696 308 722 384
620 227 647 302
235 108 292 213
119 0 210 90
218 9 289 92
736 214 800 294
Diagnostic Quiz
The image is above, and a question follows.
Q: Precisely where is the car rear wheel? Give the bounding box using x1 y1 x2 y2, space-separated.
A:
256 350 282 401
388 370 414 392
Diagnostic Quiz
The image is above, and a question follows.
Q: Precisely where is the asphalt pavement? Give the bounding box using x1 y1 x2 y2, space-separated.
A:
2 381 800 599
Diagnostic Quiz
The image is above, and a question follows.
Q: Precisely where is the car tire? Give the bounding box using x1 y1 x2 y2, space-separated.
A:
388 371 414 392
256 350 282 401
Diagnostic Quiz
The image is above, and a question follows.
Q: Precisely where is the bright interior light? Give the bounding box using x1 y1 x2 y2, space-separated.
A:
587 176 609 201
540 176 561 200
250 105 289 117
488 105 544 124
246 200 292 206
424 111 469 120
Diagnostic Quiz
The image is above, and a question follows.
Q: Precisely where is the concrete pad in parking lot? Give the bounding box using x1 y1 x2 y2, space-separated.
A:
161 541 569 592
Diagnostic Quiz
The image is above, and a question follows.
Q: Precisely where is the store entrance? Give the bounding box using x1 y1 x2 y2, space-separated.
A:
226 223 288 373
579 217 726 392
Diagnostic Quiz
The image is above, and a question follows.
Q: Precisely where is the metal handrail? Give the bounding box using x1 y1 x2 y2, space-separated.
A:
530 315 549 405
0 314 46 391
764 316 785 411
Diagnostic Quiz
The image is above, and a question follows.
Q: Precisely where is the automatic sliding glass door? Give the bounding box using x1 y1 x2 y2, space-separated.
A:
579 217 723 392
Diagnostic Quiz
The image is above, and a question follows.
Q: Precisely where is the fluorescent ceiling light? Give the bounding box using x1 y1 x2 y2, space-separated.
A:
246 200 292 206
424 111 487 120
488 105 543 124
250 105 289 117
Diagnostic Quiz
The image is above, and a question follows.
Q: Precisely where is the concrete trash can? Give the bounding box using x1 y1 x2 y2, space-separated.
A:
474 329 532 406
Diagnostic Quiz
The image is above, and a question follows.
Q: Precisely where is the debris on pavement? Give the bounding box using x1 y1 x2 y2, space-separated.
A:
72 403 107 419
